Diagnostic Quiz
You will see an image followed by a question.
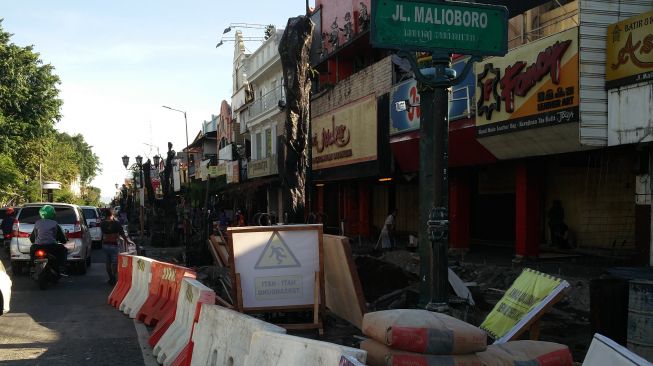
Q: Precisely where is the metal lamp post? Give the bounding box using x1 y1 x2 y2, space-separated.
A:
162 106 190 189
134 155 144 243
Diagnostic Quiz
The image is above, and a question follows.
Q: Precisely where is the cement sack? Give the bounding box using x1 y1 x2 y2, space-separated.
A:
362 309 487 355
361 339 484 366
476 340 573 366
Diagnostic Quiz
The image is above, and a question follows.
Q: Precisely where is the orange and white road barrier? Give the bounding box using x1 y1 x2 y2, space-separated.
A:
120 256 155 318
243 331 367 366
108 254 133 308
189 304 286 366
136 261 195 326
152 277 215 366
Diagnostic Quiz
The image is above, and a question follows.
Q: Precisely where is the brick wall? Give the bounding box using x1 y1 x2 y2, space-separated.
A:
545 149 636 252
311 56 393 117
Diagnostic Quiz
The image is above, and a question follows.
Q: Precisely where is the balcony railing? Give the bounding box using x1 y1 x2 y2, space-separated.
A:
247 85 284 120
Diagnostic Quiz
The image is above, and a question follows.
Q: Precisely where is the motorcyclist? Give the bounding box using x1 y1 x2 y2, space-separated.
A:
29 205 68 271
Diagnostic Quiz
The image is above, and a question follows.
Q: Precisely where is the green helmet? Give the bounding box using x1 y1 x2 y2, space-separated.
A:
39 205 56 220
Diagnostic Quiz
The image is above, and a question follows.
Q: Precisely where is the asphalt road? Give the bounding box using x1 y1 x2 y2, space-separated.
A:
0 248 150 365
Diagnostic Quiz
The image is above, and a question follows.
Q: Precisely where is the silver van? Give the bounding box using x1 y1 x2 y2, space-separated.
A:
9 203 92 274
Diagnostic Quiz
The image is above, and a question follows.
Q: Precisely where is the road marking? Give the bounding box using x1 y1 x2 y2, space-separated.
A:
133 319 159 366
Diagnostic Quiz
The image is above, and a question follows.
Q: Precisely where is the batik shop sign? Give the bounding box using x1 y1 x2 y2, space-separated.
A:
475 27 579 137
312 94 378 170
606 11 653 89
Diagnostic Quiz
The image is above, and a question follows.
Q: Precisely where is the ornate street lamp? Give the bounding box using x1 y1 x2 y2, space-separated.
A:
122 155 130 169
153 155 161 167
135 155 143 166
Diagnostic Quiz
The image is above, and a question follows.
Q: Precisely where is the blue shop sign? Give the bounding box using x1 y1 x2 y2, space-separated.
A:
389 56 475 135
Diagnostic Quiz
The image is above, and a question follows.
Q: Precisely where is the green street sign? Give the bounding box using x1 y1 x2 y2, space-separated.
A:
371 0 508 56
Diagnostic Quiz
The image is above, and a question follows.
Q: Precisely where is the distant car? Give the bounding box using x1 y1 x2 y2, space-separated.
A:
9 203 92 275
81 206 102 248
0 259 11 315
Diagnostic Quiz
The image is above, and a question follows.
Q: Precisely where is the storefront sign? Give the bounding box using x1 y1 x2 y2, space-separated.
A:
371 0 508 56
390 79 421 135
390 57 475 135
207 163 226 178
475 27 579 137
606 11 653 89
226 161 240 184
312 94 377 170
248 155 278 178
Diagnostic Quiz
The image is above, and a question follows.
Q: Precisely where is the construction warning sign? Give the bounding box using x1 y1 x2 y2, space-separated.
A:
254 232 301 269
229 225 323 309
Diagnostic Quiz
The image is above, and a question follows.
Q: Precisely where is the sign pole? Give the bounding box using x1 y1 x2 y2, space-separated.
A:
416 52 451 310
370 0 507 310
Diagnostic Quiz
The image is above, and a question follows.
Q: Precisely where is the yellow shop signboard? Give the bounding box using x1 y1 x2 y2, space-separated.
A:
606 11 653 89
311 94 377 170
475 27 579 137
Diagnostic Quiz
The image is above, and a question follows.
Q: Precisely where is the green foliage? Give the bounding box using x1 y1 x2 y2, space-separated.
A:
80 186 102 206
0 21 101 204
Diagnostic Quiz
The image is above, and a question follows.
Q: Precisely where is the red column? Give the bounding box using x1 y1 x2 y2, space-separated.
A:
316 186 324 215
449 170 471 250
515 162 541 258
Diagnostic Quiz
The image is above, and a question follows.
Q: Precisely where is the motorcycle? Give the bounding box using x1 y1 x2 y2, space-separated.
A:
29 244 67 290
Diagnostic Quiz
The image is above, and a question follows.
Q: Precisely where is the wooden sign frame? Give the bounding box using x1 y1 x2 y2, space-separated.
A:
227 224 325 333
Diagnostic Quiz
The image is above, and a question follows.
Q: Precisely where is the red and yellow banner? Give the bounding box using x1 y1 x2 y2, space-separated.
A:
475 27 579 137
606 11 653 89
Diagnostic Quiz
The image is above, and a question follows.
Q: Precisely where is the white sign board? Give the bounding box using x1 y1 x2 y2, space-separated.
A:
230 225 322 309
582 333 652 366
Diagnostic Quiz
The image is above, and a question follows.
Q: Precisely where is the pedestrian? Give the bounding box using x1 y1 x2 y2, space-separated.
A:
377 209 397 251
548 200 565 248
101 208 133 285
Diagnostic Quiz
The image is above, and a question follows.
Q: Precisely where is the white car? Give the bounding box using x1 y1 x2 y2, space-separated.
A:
0 260 11 314
10 203 92 275
81 206 102 248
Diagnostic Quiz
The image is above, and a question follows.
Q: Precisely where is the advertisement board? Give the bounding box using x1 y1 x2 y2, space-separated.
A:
390 56 475 135
606 11 653 89
475 27 579 137
226 161 240 184
312 94 377 170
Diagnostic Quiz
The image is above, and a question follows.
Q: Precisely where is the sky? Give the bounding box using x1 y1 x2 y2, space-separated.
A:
2 0 311 203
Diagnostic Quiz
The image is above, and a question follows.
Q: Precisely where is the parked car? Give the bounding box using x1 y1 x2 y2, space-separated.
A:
0 259 11 315
9 203 92 275
81 206 102 248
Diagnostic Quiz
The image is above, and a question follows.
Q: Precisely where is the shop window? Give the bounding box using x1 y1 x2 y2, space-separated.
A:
255 132 262 160
266 129 272 157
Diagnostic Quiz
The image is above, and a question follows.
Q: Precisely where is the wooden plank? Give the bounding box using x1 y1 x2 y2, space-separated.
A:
215 295 234 308
207 238 224 267
217 244 229 266
323 234 367 329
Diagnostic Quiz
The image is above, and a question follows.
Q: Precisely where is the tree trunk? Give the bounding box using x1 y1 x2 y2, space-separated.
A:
278 16 314 224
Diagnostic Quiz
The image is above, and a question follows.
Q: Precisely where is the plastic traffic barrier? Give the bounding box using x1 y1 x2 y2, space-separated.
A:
108 254 133 308
243 331 367 366
119 256 155 318
189 304 286 366
136 261 196 326
152 277 215 366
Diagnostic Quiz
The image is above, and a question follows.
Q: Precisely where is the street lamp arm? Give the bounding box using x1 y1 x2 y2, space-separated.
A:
162 105 185 114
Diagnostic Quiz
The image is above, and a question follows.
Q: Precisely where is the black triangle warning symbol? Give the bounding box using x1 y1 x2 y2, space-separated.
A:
254 231 301 269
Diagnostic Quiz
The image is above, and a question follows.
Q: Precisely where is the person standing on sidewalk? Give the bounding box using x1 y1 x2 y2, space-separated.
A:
101 208 133 285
